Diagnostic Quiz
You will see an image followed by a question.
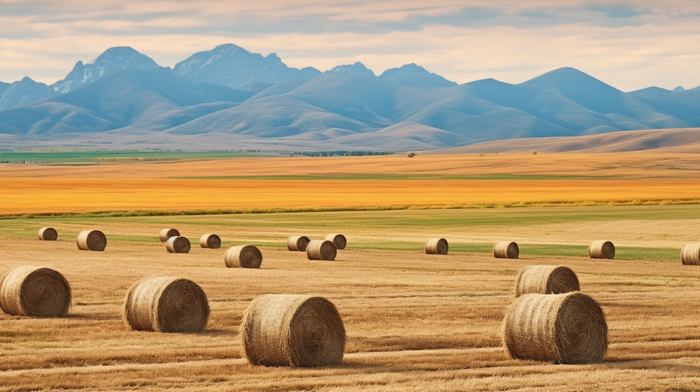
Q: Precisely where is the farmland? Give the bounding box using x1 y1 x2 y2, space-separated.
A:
0 152 699 391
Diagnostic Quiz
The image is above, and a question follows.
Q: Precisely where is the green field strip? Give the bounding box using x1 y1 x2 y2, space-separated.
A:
0 150 258 164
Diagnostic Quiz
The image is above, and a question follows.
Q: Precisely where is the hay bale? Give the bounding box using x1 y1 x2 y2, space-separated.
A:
123 276 209 333
38 227 58 241
306 240 337 261
325 234 347 250
287 235 310 252
425 238 448 255
514 265 580 297
224 245 263 268
200 234 221 249
0 266 71 317
493 241 519 259
240 294 345 367
502 292 608 364
406 152 416 158
76 230 107 251
680 243 700 265
588 241 615 259
166 236 191 253
159 228 180 242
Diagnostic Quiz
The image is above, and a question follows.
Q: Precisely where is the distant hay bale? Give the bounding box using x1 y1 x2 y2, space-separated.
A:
159 228 180 242
493 241 519 259
406 152 416 158
76 230 107 251
502 292 608 364
240 294 345 367
588 241 615 259
166 236 191 254
200 234 221 249
325 234 347 250
224 245 263 268
0 266 71 317
123 276 209 333
680 243 700 265
514 265 580 297
287 235 310 251
306 240 337 261
425 238 448 255
38 227 58 241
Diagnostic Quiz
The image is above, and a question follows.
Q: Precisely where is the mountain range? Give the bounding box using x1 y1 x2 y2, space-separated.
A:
1 44 699 151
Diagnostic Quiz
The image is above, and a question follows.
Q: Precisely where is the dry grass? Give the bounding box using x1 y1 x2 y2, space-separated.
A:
0 213 698 391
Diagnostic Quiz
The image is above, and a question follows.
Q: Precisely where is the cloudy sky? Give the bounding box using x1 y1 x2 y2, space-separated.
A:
1 0 699 91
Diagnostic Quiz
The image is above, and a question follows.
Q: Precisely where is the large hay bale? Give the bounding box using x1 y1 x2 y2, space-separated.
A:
287 235 310 252
166 236 191 254
306 240 337 261
200 234 221 249
493 241 519 259
76 230 107 251
123 276 209 333
240 294 345 367
502 292 608 364
38 227 58 241
325 234 347 250
159 228 180 242
588 240 615 259
0 266 71 317
514 265 580 297
680 243 700 265
224 245 263 268
425 238 448 255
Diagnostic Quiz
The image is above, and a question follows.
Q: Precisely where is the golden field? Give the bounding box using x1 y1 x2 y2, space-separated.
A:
0 152 699 391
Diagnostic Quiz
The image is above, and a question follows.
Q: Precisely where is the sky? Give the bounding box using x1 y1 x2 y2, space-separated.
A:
1 0 699 92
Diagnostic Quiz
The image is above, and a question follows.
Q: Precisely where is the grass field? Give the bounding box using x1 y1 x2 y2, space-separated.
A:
1 153 700 391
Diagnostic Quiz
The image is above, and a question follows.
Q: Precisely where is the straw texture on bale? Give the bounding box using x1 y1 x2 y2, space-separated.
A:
588 240 615 259
159 228 180 242
240 294 345 367
425 238 448 255
306 240 337 261
514 265 580 297
123 276 209 333
287 235 310 251
225 245 263 268
680 243 700 265
199 234 221 249
166 236 191 254
76 230 107 251
325 234 347 250
493 241 519 259
0 266 71 317
502 292 608 364
38 227 58 241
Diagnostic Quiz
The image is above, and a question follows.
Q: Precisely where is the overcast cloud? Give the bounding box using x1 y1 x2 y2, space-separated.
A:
1 0 699 91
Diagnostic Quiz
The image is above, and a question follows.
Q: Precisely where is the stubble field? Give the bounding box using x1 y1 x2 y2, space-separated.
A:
0 152 699 391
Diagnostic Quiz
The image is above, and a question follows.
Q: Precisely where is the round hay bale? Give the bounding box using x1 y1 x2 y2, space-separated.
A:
588 241 615 259
38 227 58 241
123 276 209 333
514 265 580 297
325 234 347 250
425 238 448 255
0 266 71 317
224 245 263 268
287 235 310 252
406 152 416 158
200 234 221 249
159 228 180 242
306 240 337 261
493 241 519 259
165 236 191 254
76 230 107 251
680 243 700 265
240 294 345 367
502 292 608 364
